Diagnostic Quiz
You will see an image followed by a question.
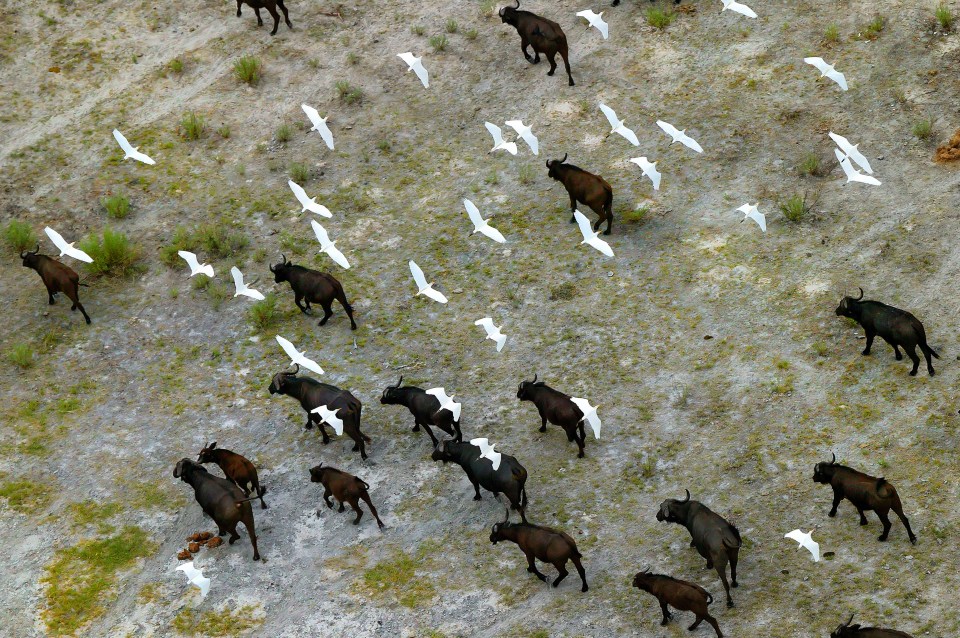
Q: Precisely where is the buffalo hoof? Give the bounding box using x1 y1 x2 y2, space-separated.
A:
860 519 868 526
353 519 361 525
350 324 358 331
909 370 918 376
254 554 261 561
726 600 735 608
611 0 620 5
661 620 670 626
828 511 837 517
731 581 738 588
861 349 871 356
569 79 576 86
878 535 888 542
928 369 936 376
286 20 293 28
603 229 611 236
538 426 547 432
581 584 588 592
547 70 555 76
910 536 918 545
237 10 242 16
257 19 264 26
270 29 278 35
473 495 482 501
895 352 903 360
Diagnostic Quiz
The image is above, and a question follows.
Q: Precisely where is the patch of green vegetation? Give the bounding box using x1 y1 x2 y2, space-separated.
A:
411 25 425 36
248 293 280 333
936 2 953 30
465 28 479 40
275 123 292 143
217 124 231 139
549 282 577 301
233 55 262 86
445 19 459 34
779 193 810 223
4 219 37 252
863 15 886 40
160 221 249 267
798 153 824 177
207 282 229 310
79 228 143 277
429 34 448 52
913 117 933 140
346 52 359 65
646 7 674 30
180 111 205 140
622 205 651 225
0 476 52 513
335 80 363 105
824 23 840 43
289 162 310 183
101 193 131 219
68 500 122 533
7 342 34 368
357 549 436 608
42 527 156 636
172 604 263 637
518 163 536 185
168 57 184 74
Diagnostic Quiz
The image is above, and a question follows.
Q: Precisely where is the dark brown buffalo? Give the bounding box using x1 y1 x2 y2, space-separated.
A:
197 442 267 509
632 568 723 637
271 254 357 330
499 1 575 86
657 490 741 607
832 614 915 637
516 375 586 458
835 288 939 376
309 463 384 528
20 244 91 324
236 0 291 35
813 453 917 544
432 439 528 522
174 459 261 561
380 376 463 444
546 154 614 235
489 509 587 591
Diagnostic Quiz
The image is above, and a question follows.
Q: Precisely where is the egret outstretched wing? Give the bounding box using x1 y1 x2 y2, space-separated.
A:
310 220 350 269
504 120 538 155
45 226 94 263
311 404 344 435
576 9 609 39
175 561 211 597
828 132 872 174
426 387 461 421
629 156 661 190
656 120 703 153
112 129 155 165
409 260 448 303
276 335 324 375
288 179 332 217
721 0 758 19
177 251 214 277
230 267 265 300
834 149 881 185
785 529 820 562
398 52 429 88
463 199 506 243
469 437 502 470
570 397 601 439
599 103 639 146
484 122 518 155
573 211 614 257
301 103 335 150
804 57 848 91
737 203 766 232
474 317 507 352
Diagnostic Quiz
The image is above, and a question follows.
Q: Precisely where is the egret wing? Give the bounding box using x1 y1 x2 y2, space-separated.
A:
275 335 300 362
484 122 504 146
598 103 620 130
573 210 595 241
324 243 351 269
311 220 332 246
463 199 484 228
480 224 506 243
586 236 614 257
409 260 428 290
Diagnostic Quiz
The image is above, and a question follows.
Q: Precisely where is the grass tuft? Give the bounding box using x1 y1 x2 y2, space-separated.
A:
8 342 35 368
180 112 205 140
445 19 459 34
465 28 479 40
275 123 293 143
79 228 143 277
168 58 184 74
798 153 826 177
4 220 37 252
172 605 263 637
936 2 953 30
646 7 674 30
101 193 131 219
913 117 934 140
233 55 262 86
429 34 448 52
357 550 436 608
824 23 840 43
779 193 810 223
0 476 52 513
290 162 310 183
248 294 280 333
335 80 363 105
518 164 536 185
622 205 651 225
411 25 425 36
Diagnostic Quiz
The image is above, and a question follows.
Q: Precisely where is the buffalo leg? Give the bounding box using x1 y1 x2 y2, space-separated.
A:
689 616 702 630
317 422 331 444
227 522 241 544
323 487 334 509
338 501 346 512
421 423 439 446
236 0 243 17
660 602 672 625
559 48 575 86
253 6 263 26
72 300 91 324
703 613 723 638
252 479 268 510
453 420 463 443
360 492 385 528
318 302 334 326
355 433 368 460
546 51 558 77
571 555 588 592
904 345 921 376
876 510 893 541
893 506 917 544
729 551 739 587
295 293 311 315
716 566 733 607
552 562 568 587
520 38 535 63
921 344 936 376
857 507 868 525
538 414 547 433
524 552 547 582
471 479 482 501
568 193 578 223
48 291 56 304
862 330 875 355
348 498 364 524
277 0 292 28
242 516 260 561
828 488 843 517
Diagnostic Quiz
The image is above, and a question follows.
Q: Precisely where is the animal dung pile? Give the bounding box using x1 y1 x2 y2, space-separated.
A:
177 532 221 558
934 129 960 163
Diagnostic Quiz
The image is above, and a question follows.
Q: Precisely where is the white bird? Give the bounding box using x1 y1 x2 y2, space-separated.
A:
737 203 766 232
300 103 335 150
426 387 461 421
803 57 848 91
720 0 758 19
656 120 704 153
177 250 214 278
573 210 614 257
629 156 662 190
112 129 155 165
408 260 448 303
785 529 820 562
463 199 506 243
310 404 344 436
504 120 539 155
470 437 502 470
484 122 518 155
474 317 507 352
397 52 429 88
175 561 211 597
569 397 601 439
288 179 332 217
576 9 609 39
310 220 350 269
44 226 93 264
599 103 640 146
828 132 873 174
275 335 324 375
230 267 265 300
834 149 881 186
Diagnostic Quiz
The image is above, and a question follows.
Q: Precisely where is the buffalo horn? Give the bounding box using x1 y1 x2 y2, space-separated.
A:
513 0 519 7
855 287 864 301
831 452 836 465
502 504 510 524
532 373 538 383
393 375 404 389
681 489 690 503
844 614 854 627
560 152 568 164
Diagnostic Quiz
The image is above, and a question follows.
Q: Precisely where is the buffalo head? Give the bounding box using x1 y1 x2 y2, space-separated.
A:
431 439 453 464
498 0 520 24
268 365 299 394
197 441 218 464
308 463 327 483
174 458 206 480
269 254 292 283
20 243 41 269
835 288 864 318
813 453 838 484
516 374 541 400
631 566 654 592
656 489 691 523
545 153 568 181
380 376 404 405
830 614 858 637
489 506 511 544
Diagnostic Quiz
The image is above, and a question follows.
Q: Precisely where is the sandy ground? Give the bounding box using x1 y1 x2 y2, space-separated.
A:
2 0 960 636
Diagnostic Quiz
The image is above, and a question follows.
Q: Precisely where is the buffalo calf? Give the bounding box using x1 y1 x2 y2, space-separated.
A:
499 1 575 86
236 0 292 36
271 254 357 330
632 568 722 637
832 614 915 637
517 375 587 458
197 442 267 509
20 244 91 324
309 463 384 528
490 509 587 591
546 155 614 235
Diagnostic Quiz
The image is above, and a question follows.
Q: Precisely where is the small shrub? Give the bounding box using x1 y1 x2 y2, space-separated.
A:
465 28 479 40
217 124 231 139
79 228 142 277
779 194 809 223
445 19 459 33
8 343 34 368
646 8 674 30
289 162 310 183
4 220 36 252
335 80 363 105
936 3 953 30
180 112 205 140
377 140 391 153
549 282 577 301
479 0 496 17
798 153 824 177
622 205 651 225
208 282 229 310
346 52 359 65
824 23 840 43
411 25 425 36
168 58 184 74
429 34 448 52
858 15 886 40
101 193 131 219
518 164 536 185
913 117 934 140
233 55 262 85
197 222 248 259
248 294 279 332
275 123 293 143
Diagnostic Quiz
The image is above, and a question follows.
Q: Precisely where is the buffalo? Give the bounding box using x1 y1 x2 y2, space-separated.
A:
632 568 723 637
268 365 371 459
499 1 575 86
516 375 587 458
431 439 528 522
489 507 587 591
831 614 915 637
546 154 614 235
271 254 357 330
309 463 385 528
174 458 261 561
197 442 267 509
835 288 939 376
813 453 917 544
20 244 91 324
380 376 463 445
657 490 741 607
236 0 292 36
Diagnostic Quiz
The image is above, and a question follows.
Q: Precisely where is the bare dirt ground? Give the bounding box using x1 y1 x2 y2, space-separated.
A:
2 0 960 636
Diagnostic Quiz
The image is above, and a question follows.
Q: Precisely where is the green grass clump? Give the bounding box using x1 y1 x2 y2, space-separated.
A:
936 2 953 30
465 28 479 40
411 25 425 36
824 23 840 43
646 7 674 30
172 605 263 637
79 228 143 277
289 162 310 183
218 124 231 139
913 117 934 140
518 164 536 185
549 282 577 301
275 123 293 143
0 476 52 513
208 282 229 310
248 294 280 333
197 223 248 259
168 57 184 74
622 205 651 225
346 52 359 65
233 55 262 85
335 80 363 105
4 220 37 252
798 153 824 177
180 112 205 140
779 194 809 223
101 193 131 219
859 15 886 40
8 342 34 368
41 527 156 636
445 19 459 33
358 550 436 608
429 34 448 52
